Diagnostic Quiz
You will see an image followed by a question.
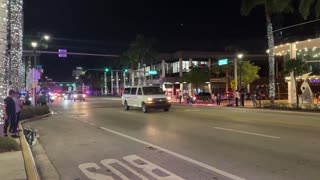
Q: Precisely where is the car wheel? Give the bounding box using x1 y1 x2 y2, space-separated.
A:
83 99 85 101
124 101 129 110
74 99 76 102
142 103 148 113
164 108 169 112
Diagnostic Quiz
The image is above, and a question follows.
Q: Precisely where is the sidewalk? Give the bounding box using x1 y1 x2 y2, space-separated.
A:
0 132 27 179
0 124 39 180
171 98 280 108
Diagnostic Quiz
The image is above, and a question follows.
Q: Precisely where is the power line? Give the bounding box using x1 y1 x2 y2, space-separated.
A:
273 19 320 33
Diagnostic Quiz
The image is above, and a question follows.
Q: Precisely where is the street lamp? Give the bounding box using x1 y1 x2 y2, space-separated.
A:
43 35 50 41
237 53 243 89
31 41 38 48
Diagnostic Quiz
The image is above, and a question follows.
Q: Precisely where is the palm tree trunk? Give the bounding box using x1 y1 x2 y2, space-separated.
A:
265 11 275 104
294 70 299 109
0 0 9 122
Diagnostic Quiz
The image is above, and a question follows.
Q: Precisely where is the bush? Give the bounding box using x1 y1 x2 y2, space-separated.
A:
0 137 20 153
21 105 50 120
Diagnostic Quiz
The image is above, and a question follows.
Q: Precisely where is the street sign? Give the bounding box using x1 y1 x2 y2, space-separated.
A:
218 59 228 66
230 80 236 89
58 49 67 57
149 70 157 75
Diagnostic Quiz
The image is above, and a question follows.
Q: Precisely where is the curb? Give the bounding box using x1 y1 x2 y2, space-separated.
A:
20 112 52 124
19 111 52 180
19 124 40 180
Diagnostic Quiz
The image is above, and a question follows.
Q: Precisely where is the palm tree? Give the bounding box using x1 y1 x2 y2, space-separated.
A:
241 0 293 104
120 35 157 85
299 0 320 19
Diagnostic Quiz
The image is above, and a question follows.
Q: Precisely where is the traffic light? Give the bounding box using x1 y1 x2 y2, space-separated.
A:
72 83 76 87
105 68 109 72
124 69 128 73
59 83 63 87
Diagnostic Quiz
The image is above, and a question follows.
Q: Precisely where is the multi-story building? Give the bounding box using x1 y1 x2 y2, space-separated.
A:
130 51 277 97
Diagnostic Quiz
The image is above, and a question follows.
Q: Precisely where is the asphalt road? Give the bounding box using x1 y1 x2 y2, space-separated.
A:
24 97 320 180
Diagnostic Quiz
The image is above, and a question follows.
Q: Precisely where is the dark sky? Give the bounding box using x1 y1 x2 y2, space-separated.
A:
23 0 270 81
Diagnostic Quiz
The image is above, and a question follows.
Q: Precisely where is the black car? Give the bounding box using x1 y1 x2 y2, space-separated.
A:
194 92 212 102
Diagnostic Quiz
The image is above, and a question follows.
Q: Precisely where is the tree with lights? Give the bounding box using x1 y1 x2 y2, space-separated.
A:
241 0 293 104
8 0 24 91
0 0 9 121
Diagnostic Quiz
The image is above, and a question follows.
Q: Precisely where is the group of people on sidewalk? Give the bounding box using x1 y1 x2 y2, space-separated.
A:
3 90 23 138
230 89 265 108
177 89 265 108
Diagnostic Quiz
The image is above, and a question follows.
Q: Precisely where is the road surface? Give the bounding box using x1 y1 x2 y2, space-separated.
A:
24 97 320 180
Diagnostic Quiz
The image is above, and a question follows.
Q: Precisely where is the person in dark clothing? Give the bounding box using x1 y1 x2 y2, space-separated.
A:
4 90 19 138
240 91 245 107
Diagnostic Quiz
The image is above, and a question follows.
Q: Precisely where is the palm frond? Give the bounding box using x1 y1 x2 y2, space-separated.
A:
271 0 293 13
241 0 265 16
299 0 315 19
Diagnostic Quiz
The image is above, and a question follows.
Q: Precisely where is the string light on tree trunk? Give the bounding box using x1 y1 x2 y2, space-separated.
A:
0 0 8 120
8 0 23 91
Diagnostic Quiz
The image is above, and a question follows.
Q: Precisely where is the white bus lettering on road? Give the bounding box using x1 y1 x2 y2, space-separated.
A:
79 155 185 180
100 158 148 180
123 155 185 180
79 163 114 180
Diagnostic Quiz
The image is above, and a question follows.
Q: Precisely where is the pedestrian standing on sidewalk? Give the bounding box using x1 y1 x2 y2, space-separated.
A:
240 90 245 107
178 90 183 104
251 92 257 108
40 92 47 106
235 90 240 106
4 90 19 138
13 92 23 132
216 93 221 106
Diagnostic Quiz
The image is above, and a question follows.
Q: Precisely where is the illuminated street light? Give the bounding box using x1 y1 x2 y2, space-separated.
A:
31 42 38 48
237 53 244 89
44 35 50 41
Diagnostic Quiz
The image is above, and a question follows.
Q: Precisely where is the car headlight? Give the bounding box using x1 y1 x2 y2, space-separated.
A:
83 94 86 97
147 97 153 101
167 97 171 100
74 95 78 98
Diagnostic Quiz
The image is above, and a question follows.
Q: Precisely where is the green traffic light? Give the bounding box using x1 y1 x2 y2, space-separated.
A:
59 84 63 87
105 68 109 72
124 69 128 73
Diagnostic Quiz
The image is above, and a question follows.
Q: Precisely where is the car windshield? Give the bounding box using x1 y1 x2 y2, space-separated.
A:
75 91 84 94
143 87 164 95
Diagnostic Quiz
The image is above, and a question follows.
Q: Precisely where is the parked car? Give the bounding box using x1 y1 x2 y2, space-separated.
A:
194 92 212 103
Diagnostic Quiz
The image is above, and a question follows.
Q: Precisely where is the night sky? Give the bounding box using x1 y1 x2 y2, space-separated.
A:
23 0 305 81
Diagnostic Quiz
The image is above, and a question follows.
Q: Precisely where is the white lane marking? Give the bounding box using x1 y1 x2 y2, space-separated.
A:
89 123 96 126
99 126 245 180
83 120 89 123
214 127 280 139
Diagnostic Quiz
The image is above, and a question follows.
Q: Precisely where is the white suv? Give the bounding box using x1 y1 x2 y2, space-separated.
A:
122 86 171 113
